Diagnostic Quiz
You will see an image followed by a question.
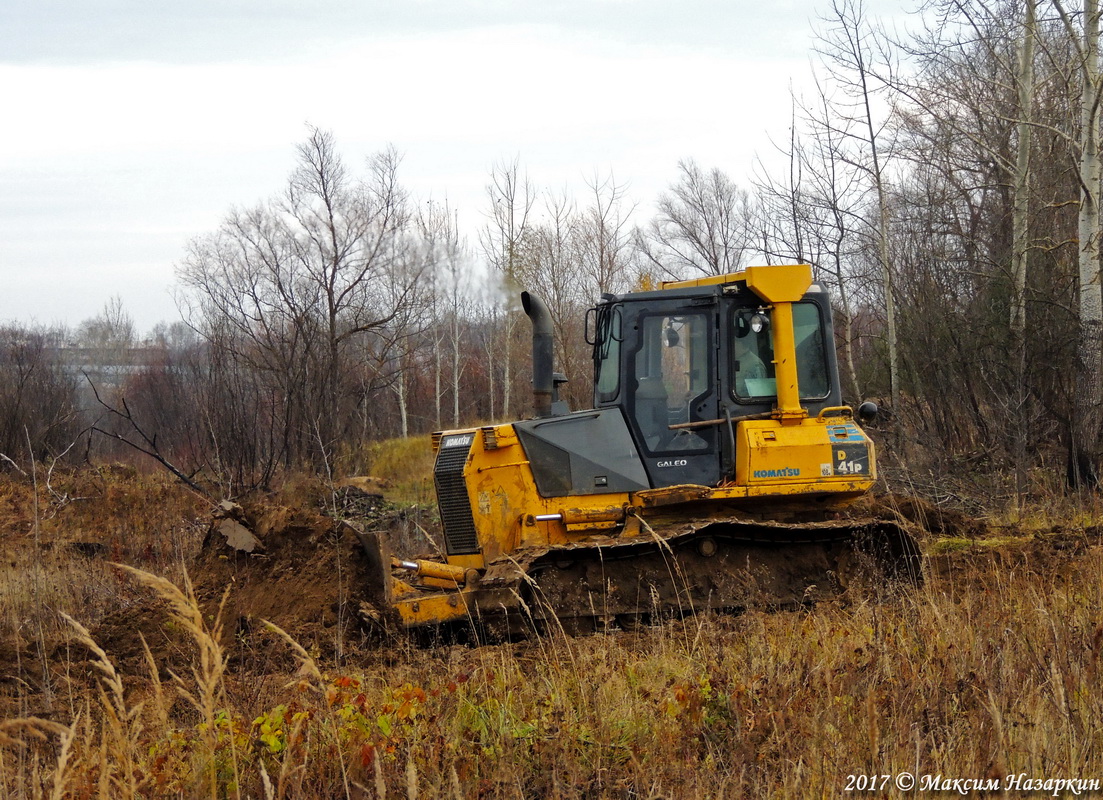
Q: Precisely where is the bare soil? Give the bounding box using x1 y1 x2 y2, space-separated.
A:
90 485 415 675
0 476 431 716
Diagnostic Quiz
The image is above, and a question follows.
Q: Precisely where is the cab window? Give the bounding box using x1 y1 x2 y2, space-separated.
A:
732 303 829 402
594 306 622 402
632 314 710 453
794 303 829 398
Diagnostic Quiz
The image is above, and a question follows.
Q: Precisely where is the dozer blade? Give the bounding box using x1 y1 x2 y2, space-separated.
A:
346 522 395 632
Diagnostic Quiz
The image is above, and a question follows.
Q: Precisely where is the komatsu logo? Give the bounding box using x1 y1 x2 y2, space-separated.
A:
753 467 801 479
442 434 473 448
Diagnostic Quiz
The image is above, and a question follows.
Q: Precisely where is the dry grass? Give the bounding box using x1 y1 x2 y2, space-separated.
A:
359 436 437 506
0 467 207 736
1 464 1102 797
7 542 1103 797
0 467 206 641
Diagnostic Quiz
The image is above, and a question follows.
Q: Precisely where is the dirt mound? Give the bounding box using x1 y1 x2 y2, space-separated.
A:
188 490 386 663
925 526 1103 600
76 483 409 679
83 598 195 674
856 492 988 539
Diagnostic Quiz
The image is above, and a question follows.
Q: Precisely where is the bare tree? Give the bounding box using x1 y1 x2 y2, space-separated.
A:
76 295 136 351
1054 0 1103 484
755 83 871 400
516 191 591 409
1008 0 1038 502
815 0 902 411
578 171 638 295
480 158 536 420
420 199 470 428
638 159 755 278
178 128 420 473
0 325 79 465
1012 1 1038 343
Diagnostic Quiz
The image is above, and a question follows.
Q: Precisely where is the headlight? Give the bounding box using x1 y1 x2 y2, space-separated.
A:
749 312 770 334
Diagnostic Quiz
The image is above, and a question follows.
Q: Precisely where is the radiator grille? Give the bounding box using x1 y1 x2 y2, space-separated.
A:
434 434 480 555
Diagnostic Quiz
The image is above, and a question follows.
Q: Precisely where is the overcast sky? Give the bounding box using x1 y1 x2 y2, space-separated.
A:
0 0 913 335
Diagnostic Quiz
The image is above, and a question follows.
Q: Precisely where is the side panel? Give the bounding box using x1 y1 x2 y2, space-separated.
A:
513 408 650 497
734 417 877 491
433 424 642 568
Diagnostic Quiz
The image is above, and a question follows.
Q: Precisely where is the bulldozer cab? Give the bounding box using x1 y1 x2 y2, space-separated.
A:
591 266 842 488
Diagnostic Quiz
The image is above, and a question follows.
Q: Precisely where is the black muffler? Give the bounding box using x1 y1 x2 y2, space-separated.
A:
521 291 554 418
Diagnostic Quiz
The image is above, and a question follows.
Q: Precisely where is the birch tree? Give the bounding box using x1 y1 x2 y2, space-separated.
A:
1054 0 1103 484
1010 0 1037 500
421 200 469 428
815 0 901 411
480 159 535 420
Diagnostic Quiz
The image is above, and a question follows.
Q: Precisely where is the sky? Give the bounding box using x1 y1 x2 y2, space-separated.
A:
0 0 914 335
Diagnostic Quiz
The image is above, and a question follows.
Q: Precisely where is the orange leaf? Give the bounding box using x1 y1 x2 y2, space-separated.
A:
360 744 375 768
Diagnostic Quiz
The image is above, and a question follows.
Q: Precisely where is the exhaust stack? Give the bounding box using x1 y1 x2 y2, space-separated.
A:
521 291 555 418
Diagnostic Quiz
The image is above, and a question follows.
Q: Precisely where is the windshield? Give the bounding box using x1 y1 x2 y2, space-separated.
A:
732 302 829 402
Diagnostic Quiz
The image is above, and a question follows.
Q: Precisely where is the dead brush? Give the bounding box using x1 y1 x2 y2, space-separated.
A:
7 457 1103 797
359 436 437 506
61 613 141 798
0 716 74 799
113 563 237 800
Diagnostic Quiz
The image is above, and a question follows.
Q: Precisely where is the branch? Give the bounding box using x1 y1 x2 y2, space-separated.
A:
83 373 213 501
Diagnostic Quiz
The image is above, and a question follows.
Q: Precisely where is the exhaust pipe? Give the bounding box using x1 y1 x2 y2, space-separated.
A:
521 291 554 418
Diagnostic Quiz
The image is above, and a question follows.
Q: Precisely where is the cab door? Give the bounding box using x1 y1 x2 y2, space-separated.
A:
622 302 721 488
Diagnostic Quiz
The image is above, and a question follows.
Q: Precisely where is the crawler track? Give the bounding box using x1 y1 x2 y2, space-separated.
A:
467 518 921 638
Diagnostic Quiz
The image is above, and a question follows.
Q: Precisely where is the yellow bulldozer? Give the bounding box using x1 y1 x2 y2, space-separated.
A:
357 263 920 635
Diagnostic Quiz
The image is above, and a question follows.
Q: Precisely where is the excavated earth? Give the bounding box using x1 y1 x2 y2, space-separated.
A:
0 480 433 717
94 486 432 676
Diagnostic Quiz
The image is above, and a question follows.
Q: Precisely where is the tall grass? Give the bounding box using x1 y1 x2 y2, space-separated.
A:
2 463 1103 796
0 536 1101 797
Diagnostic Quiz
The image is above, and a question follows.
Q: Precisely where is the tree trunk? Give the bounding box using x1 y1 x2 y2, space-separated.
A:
396 365 409 439
502 317 514 419
1011 1 1036 342
486 327 496 421
452 311 461 427
863 84 899 413
1011 0 1036 506
1071 0 1103 486
434 330 442 430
